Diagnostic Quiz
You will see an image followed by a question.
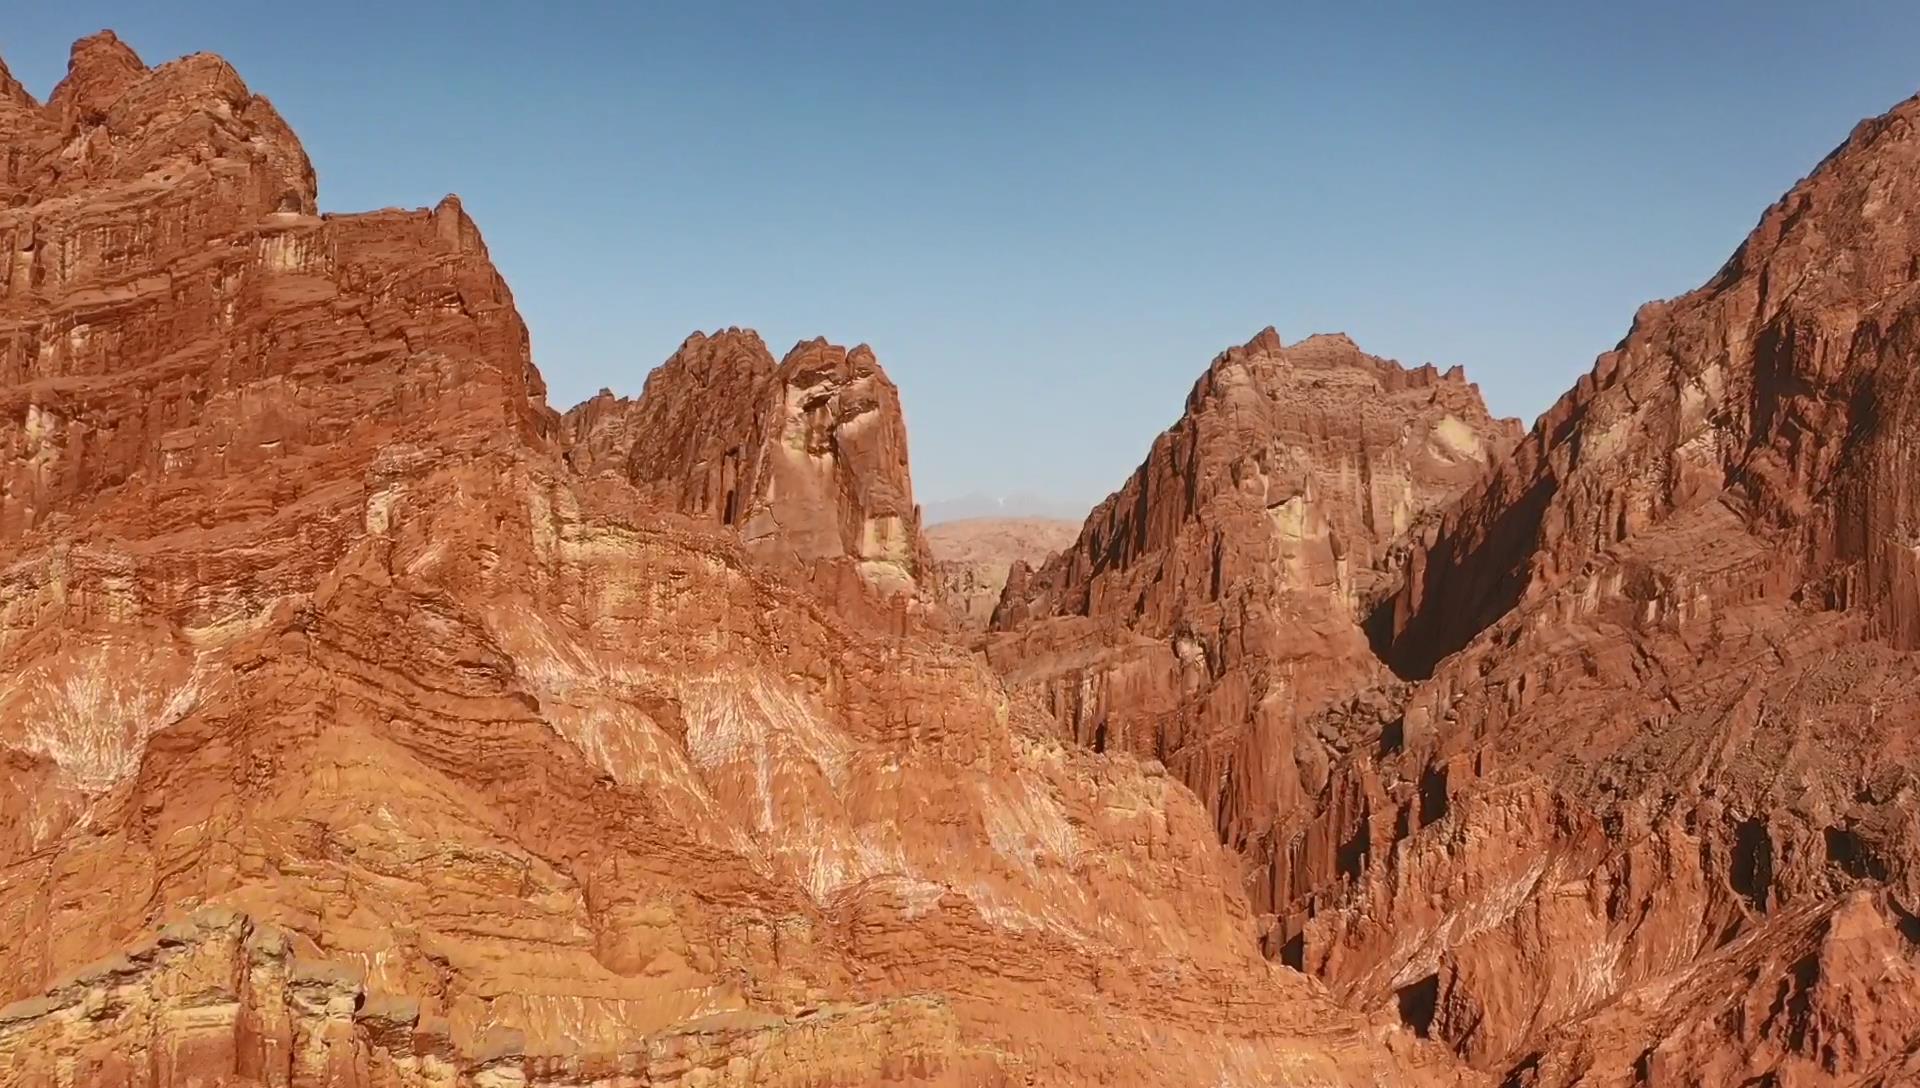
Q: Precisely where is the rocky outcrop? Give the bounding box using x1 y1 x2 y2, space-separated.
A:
0 33 1469 1087
0 29 547 824
987 330 1517 912
0 908 997 1087
561 329 931 601
1255 93 1920 1082
925 517 1078 631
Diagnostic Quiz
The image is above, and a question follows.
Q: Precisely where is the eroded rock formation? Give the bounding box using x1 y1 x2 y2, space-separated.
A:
561 329 932 602
0 33 1466 1087
1261 94 1920 1084
987 330 1518 911
18 24 1920 1088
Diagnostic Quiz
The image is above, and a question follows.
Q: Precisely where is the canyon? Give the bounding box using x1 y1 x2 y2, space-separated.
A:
924 518 1078 633
5 27 1920 1088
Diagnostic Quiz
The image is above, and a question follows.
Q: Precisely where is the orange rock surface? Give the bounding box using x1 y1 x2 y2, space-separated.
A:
562 329 932 603
16 26 1920 1088
1298 91 1920 1083
986 86 1920 1086
0 33 1465 1088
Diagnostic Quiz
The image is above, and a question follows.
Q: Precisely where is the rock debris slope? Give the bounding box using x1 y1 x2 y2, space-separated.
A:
0 33 1466 1087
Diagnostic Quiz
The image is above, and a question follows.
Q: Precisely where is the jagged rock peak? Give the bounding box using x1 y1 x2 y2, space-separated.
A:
0 31 542 543
985 325 1516 928
1255 90 1920 1082
560 329 931 601
775 337 892 394
1204 327 1493 398
996 326 1518 630
1378 88 1920 677
4 32 317 213
46 30 149 121
561 328 777 481
0 55 37 109
680 324 776 356
0 33 1473 1087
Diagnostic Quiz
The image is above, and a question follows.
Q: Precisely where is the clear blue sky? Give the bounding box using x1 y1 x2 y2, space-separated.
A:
8 3 1919 511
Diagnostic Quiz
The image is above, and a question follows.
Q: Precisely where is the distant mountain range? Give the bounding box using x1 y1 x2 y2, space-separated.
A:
921 491 1093 524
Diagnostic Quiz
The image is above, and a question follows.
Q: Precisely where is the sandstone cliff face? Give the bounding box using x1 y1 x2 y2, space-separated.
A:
924 517 1078 632
1257 94 1920 1083
0 34 1465 1087
561 330 931 602
987 330 1518 914
0 28 546 856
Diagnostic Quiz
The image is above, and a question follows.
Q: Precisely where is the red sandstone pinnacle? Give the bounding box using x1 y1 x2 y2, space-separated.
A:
560 329 935 603
46 31 148 124
986 326 1518 897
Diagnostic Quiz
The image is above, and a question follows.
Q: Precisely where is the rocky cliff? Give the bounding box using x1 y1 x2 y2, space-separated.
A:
987 330 1519 910
984 108 1920 1074
561 329 932 604
0 33 1465 1087
1262 94 1920 1083
17 26 1920 1088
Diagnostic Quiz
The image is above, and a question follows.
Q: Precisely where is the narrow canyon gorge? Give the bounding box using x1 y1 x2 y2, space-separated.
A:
6 29 1920 1088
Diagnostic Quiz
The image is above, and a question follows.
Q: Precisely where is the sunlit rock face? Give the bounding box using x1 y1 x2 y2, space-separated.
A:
561 330 933 604
1290 91 1920 1083
0 32 1473 1088
987 328 1518 917
987 93 1920 1083
1105 93 1920 1084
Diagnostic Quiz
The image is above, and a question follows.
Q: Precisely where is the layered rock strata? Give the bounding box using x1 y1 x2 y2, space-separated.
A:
987 331 1518 912
1266 94 1920 1083
0 32 1465 1088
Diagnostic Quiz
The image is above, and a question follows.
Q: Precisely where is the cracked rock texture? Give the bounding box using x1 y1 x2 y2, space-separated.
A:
21 25 1920 1088
0 32 1466 1088
984 90 1920 1086
987 91 1920 1086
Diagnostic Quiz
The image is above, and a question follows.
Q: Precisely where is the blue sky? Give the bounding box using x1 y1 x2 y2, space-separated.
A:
8 3 1920 511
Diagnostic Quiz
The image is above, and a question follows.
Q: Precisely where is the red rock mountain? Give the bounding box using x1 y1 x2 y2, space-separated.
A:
988 89 1920 1082
985 87 1920 1086
0 33 1468 1088
988 330 1519 906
